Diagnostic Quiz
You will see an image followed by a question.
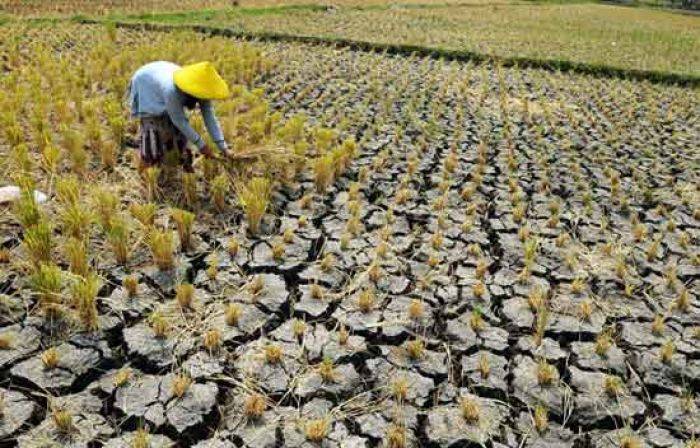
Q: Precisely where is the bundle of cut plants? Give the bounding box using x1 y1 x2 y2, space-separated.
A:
206 144 302 179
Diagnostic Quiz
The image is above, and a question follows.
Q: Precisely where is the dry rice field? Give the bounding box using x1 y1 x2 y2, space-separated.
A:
0 11 698 448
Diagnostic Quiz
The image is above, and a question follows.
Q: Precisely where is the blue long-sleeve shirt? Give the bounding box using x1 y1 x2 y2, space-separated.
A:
128 61 227 152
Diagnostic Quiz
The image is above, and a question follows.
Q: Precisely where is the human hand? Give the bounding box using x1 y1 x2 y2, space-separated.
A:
220 147 233 159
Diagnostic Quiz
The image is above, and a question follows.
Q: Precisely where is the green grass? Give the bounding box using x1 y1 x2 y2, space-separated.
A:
104 4 329 23
107 2 699 77
610 0 699 10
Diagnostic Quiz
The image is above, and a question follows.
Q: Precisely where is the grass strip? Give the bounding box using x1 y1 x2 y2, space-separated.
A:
92 4 329 23
77 18 700 87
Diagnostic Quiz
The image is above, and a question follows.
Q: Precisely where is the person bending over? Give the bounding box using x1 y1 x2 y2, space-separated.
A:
128 61 231 172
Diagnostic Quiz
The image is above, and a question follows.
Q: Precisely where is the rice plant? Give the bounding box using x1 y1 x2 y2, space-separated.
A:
475 259 488 280
146 229 175 271
225 303 242 326
460 396 480 423
478 353 490 378
651 314 665 336
358 288 375 313
470 308 485 333
533 404 548 433
51 407 74 434
64 237 89 276
71 272 100 331
60 202 94 239
305 418 329 442
107 214 131 265
29 263 63 316
313 153 335 193
595 331 613 357
367 259 382 283
210 173 229 212
527 286 546 312
132 426 150 448
41 144 62 174
523 237 539 267
91 187 119 230
227 238 240 257
391 377 409 402
114 368 132 388
236 176 272 235
176 283 195 310
660 340 675 364
41 347 60 370
340 232 351 250
385 424 407 448
406 339 424 360
62 127 90 177
675 288 690 313
618 433 643 448
310 283 324 301
604 375 624 398
203 329 221 352
533 306 549 346
99 139 117 169
182 172 198 208
171 373 192 398
149 312 170 339
244 393 266 419
407 299 424 320
536 359 556 386
299 194 313 210
264 343 283 364
129 203 156 228
13 188 43 229
298 215 309 228
292 318 307 339
206 255 219 280
346 216 362 236
248 275 264 295
56 176 81 205
170 208 195 251
317 357 336 383
472 281 486 298
143 167 160 201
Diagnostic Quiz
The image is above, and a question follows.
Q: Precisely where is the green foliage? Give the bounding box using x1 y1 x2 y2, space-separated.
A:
170 208 195 250
277 113 307 143
109 2 700 79
64 237 89 276
236 176 271 235
129 202 156 227
29 263 63 315
23 221 54 266
13 188 43 229
107 214 131 265
71 272 101 330
210 173 229 212
92 187 120 230
56 175 81 205
313 153 335 193
147 228 175 271
60 202 94 239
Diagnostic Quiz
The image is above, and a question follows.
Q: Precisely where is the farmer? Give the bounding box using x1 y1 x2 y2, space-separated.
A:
128 61 231 172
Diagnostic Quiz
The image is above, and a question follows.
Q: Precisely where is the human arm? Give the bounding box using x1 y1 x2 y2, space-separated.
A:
165 94 207 151
200 100 229 154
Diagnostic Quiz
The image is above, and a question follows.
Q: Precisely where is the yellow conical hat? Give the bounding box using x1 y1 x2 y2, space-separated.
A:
174 62 230 100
